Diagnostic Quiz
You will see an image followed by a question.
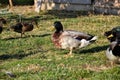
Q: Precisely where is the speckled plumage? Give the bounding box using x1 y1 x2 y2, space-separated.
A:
10 20 37 37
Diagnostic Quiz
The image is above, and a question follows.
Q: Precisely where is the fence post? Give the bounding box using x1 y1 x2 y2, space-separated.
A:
9 0 13 8
34 0 42 13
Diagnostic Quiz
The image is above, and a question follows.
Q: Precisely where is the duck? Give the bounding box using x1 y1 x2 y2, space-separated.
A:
0 17 6 24
10 19 38 37
0 17 6 33
0 23 3 34
104 26 120 42
106 39 120 65
51 21 97 55
105 28 120 65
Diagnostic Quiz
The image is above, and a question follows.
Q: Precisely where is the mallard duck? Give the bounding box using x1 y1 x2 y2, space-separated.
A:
10 19 38 37
51 21 97 55
106 40 120 64
105 28 120 65
0 24 3 34
104 26 120 42
0 17 6 33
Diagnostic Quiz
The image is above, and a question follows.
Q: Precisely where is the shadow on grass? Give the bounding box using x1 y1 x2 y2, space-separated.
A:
2 33 51 40
0 48 47 60
76 45 109 54
7 10 90 21
7 15 41 22
43 10 90 19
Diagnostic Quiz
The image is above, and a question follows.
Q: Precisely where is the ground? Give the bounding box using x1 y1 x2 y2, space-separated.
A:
0 6 120 80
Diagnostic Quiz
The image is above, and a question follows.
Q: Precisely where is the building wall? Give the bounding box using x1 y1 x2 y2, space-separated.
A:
94 0 120 15
4 0 120 15
39 0 120 15
40 0 93 11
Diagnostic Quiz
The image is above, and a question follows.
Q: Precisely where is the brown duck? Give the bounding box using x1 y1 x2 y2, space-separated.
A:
10 20 38 37
0 17 6 33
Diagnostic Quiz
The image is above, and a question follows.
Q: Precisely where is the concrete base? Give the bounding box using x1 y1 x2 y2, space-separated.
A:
40 2 93 11
94 6 120 15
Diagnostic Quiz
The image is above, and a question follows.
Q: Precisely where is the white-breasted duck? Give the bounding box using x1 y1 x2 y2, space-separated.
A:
106 40 120 64
105 28 120 64
51 21 97 55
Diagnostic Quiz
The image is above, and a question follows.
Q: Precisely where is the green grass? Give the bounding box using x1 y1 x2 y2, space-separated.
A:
0 10 120 80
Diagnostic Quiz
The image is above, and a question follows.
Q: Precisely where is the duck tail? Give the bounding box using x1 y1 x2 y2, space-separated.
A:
79 39 90 48
89 36 98 43
79 36 97 48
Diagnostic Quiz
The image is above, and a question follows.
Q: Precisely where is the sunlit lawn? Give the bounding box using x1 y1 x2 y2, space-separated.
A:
0 10 120 80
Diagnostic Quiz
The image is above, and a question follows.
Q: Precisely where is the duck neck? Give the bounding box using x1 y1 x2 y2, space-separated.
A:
55 30 63 33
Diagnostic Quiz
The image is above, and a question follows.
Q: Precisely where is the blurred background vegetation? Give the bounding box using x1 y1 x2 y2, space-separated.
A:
0 0 34 5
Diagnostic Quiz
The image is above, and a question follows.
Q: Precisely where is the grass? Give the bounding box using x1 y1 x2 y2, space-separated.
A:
0 10 120 80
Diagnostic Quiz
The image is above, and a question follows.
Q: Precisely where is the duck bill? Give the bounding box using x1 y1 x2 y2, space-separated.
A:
107 34 113 38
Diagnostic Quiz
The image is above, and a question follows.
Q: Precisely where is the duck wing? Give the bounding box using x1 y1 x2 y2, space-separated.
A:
60 30 97 49
59 35 81 49
10 23 23 33
62 30 94 40
110 42 120 57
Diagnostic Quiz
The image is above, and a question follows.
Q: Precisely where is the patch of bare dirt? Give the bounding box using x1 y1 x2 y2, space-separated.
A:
8 6 36 15
81 62 116 72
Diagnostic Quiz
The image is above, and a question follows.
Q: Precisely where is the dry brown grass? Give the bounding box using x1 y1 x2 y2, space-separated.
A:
8 6 36 15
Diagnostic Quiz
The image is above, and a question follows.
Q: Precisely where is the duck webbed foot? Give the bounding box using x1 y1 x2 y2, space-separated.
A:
64 47 74 57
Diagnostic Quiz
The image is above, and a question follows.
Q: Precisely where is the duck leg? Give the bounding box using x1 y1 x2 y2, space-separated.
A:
69 47 73 55
21 32 23 38
21 32 25 38
67 47 74 57
64 47 73 58
110 61 116 67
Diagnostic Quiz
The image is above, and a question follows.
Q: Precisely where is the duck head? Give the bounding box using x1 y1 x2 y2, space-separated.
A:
104 30 116 42
104 27 120 42
31 19 39 28
54 21 63 33
104 31 112 37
